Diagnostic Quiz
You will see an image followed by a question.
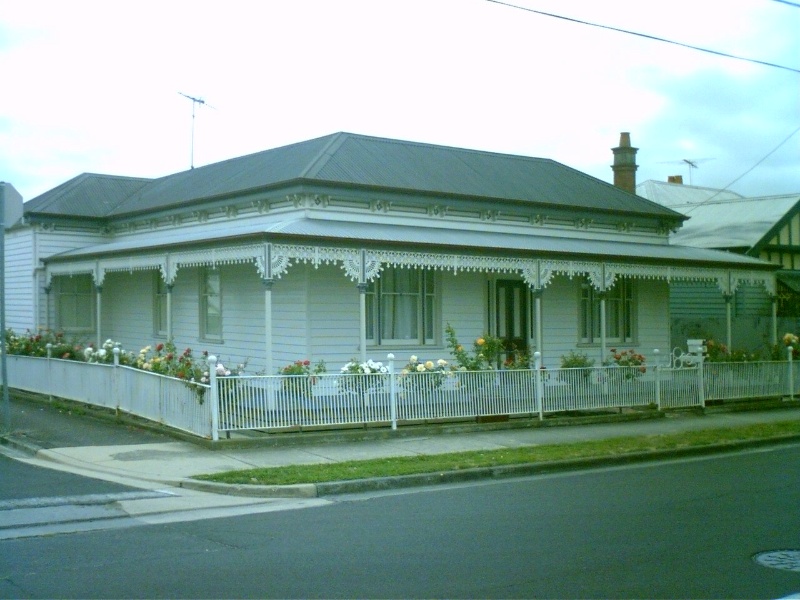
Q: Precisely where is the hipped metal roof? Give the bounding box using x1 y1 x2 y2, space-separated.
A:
26 132 684 222
638 180 800 250
23 173 152 218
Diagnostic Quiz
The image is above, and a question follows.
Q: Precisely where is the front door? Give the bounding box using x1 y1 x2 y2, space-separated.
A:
495 280 529 366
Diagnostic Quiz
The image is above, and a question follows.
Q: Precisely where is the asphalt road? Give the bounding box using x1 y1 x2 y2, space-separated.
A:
2 443 799 599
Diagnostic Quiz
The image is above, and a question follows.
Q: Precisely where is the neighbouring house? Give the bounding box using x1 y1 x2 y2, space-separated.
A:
2 132 778 376
637 177 800 354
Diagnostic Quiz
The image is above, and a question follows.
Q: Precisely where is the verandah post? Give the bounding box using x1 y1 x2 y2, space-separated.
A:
788 346 794 400
95 284 103 350
208 355 220 441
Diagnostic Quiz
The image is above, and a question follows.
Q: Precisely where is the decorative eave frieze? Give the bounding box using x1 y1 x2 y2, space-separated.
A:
44 240 776 297
40 186 676 250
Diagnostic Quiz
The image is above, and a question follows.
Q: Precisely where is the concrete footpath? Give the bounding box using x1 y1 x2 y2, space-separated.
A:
2 394 800 498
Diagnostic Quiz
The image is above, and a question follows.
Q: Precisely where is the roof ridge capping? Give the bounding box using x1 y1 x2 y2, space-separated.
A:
298 132 351 178
335 131 557 162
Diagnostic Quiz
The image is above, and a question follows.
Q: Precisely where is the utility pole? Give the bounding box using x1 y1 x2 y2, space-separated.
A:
0 183 8 432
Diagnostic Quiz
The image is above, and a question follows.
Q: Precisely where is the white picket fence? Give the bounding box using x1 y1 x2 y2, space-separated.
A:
4 353 798 440
5 354 213 438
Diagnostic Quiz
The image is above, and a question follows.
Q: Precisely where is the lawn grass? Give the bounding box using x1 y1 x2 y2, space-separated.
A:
193 419 800 486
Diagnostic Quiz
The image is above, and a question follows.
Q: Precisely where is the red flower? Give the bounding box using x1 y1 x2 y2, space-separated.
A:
156 343 164 352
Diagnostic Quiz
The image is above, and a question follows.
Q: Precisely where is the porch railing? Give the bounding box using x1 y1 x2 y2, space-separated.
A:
3 351 798 440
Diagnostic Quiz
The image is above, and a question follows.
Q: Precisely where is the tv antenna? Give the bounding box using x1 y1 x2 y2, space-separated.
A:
659 157 715 185
178 92 215 169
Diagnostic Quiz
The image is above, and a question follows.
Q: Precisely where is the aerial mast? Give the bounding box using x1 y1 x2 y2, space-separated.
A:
178 92 214 169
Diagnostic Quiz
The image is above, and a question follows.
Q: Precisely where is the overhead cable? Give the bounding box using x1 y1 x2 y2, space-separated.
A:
683 124 800 213
485 0 800 75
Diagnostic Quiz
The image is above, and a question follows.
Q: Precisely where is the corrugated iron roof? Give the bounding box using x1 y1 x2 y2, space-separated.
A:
46 216 773 270
27 133 684 222
636 180 744 207
638 180 800 250
23 173 152 218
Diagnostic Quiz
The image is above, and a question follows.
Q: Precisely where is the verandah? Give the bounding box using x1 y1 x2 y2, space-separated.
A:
43 240 779 374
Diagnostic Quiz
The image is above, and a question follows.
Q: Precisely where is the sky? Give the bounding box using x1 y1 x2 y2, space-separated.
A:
1 0 798 203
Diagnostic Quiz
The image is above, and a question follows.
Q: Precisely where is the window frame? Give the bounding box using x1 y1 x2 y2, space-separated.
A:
579 277 636 345
366 267 438 347
154 274 169 337
199 268 223 341
55 274 95 333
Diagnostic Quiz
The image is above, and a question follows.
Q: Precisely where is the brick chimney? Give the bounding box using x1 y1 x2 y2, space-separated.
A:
667 175 683 184
611 132 638 194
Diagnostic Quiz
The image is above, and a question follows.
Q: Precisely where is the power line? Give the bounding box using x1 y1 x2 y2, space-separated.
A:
485 0 800 75
772 0 800 8
683 124 800 213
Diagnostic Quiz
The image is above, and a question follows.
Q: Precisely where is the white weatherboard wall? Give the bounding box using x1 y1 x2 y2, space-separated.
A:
4 223 110 335
540 276 579 366
537 276 670 368
441 271 488 350
97 264 267 371
634 278 671 361
271 263 310 371
36 227 106 260
36 247 676 377
101 271 157 352
307 263 361 368
220 262 269 370
4 228 36 331
303 266 491 371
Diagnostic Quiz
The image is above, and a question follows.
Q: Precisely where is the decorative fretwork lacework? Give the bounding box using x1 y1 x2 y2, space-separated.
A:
45 241 776 295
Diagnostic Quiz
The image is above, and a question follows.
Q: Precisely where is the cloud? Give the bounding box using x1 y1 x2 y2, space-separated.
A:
1 0 797 201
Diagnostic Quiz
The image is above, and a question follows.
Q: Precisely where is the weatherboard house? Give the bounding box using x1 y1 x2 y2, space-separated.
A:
3 132 778 375
638 178 800 353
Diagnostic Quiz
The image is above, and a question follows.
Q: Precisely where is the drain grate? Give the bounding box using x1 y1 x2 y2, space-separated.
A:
753 550 800 572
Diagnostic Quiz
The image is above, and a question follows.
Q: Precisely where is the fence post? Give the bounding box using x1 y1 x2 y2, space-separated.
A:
534 351 543 421
697 355 706 409
788 346 794 400
46 343 53 401
112 347 120 415
653 349 661 411
387 353 397 430
208 355 220 441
